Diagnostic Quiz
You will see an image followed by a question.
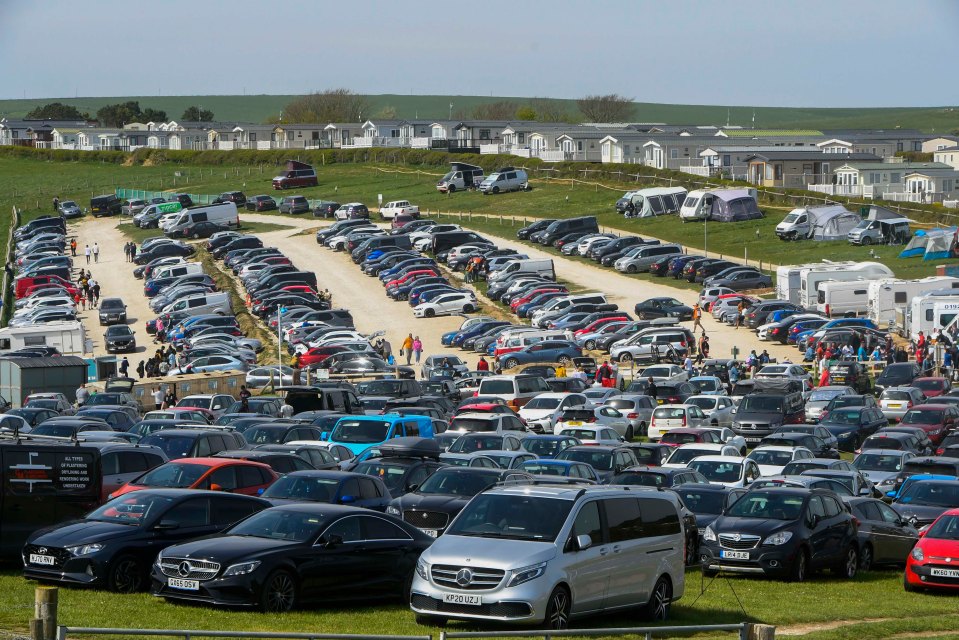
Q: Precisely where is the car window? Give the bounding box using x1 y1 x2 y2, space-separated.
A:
876 501 902 524
571 500 603 547
362 516 411 540
823 496 842 517
164 498 211 528
359 478 381 499
340 478 362 499
237 466 264 488
808 496 826 520
118 452 152 474
321 515 363 543
211 497 262 526
603 497 643 542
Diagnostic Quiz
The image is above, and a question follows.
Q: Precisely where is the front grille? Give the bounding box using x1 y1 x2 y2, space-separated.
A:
431 565 506 590
404 510 449 530
24 545 71 569
719 534 761 550
158 557 221 580
411 594 531 618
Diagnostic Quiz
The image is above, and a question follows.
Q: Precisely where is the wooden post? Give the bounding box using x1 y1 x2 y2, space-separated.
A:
34 586 58 640
745 623 776 640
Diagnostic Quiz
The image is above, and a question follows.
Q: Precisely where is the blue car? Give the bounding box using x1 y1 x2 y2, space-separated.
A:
519 435 582 459
518 458 601 483
769 308 805 323
260 470 392 511
667 255 699 278
788 319 829 343
496 340 581 369
886 473 958 501
516 292 570 318
821 318 878 331
378 258 436 283
326 414 434 456
452 321 509 347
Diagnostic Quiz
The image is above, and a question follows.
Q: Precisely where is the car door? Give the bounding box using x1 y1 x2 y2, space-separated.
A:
819 495 848 565
601 496 650 606
565 499 611 614
805 496 831 566
873 500 919 562
304 514 371 598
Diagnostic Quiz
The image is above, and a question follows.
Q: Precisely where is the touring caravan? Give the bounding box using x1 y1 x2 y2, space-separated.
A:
624 187 688 218
868 277 959 328
815 280 873 317
0 321 87 356
775 204 860 241
679 188 761 222
776 261 857 305
907 294 959 341
798 262 894 309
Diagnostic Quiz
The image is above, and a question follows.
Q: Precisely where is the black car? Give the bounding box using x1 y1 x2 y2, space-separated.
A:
842 496 919 569
176 221 230 239
634 297 694 321
98 297 128 326
556 444 638 483
874 363 922 395
260 470 392 511
246 195 278 212
671 483 748 543
385 467 532 537
253 444 341 471
312 201 341 218
103 325 137 353
818 407 887 452
151 503 433 611
700 487 860 581
242 423 325 445
516 219 556 240
23 490 268 592
6 407 58 427
611 465 709 487
214 191 247 206
213 450 317 475
133 243 195 265
622 442 673 466
352 453 446 498
890 479 959 528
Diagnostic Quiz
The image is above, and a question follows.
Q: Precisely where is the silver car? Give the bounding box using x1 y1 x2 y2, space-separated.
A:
246 366 295 388
878 387 926 421
852 449 915 491
685 395 736 428
554 405 630 438
805 386 855 423
410 484 686 626
603 394 656 440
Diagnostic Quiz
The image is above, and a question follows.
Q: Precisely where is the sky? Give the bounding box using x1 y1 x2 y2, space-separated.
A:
2 0 958 107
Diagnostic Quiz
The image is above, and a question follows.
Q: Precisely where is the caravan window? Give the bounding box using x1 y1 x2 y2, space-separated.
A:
649 197 665 215
682 196 700 209
23 336 47 346
894 292 907 303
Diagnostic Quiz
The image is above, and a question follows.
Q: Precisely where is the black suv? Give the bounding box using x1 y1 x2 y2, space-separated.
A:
90 194 123 217
700 487 859 581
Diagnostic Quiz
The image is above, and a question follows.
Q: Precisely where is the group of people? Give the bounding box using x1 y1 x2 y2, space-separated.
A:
74 270 100 310
136 345 185 378
122 242 139 262
399 333 423 365
464 257 487 283
149 385 178 410
84 243 100 264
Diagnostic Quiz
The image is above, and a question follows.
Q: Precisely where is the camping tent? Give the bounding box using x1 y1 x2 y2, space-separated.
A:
900 227 958 260
708 190 764 222
810 206 861 241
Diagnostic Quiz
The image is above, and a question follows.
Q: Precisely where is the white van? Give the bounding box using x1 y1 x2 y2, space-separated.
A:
150 262 203 282
488 258 555 283
816 280 873 317
161 291 231 316
134 201 182 228
908 294 959 341
165 202 239 235
868 276 959 327
624 187 688 218
798 262 894 309
0 320 87 356
478 167 529 194
530 293 609 328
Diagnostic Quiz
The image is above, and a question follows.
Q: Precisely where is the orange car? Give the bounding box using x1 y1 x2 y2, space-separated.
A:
108 458 277 500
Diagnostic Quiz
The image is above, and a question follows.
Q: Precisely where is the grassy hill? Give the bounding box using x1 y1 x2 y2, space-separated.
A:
1 94 957 132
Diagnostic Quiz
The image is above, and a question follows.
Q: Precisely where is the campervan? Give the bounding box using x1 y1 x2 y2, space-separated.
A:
798 262 894 309
165 202 239 236
436 162 484 193
624 187 688 218
775 204 859 241
487 259 555 283
679 188 761 222
478 168 529 194
0 321 87 356
867 277 959 328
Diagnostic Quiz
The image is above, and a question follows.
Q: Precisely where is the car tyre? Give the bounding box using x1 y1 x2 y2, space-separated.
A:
861 236 873 246
585 339 596 350
492 186 500 194
859 544 873 571
558 356 572 365
260 570 297 613
505 358 519 369
789 548 809 582
424 308 436 318
627 265 637 274
642 575 672 621
107 555 143 593
618 353 633 364
544 586 571 630
463 304 475 313
836 546 858 579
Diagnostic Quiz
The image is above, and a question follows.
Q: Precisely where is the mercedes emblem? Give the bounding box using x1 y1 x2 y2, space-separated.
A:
455 569 473 587
178 561 192 577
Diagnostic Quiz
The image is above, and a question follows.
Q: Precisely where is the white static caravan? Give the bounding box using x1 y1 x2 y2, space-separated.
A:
776 261 857 306
907 293 959 341
867 276 959 328
798 262 894 309
0 321 87 356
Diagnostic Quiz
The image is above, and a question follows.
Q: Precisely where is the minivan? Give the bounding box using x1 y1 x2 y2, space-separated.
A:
488 258 555 283
327 414 434 455
272 161 318 190
477 374 552 411
430 231 488 255
90 194 122 217
540 216 600 246
531 293 609 328
165 202 239 236
615 245 684 274
161 291 231 316
411 484 685 626
150 262 203 282
479 167 530 194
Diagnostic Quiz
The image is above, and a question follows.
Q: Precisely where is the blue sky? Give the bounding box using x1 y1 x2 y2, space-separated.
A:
2 0 957 107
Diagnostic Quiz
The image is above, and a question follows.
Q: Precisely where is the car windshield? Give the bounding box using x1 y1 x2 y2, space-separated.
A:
30 423 79 437
87 494 175 525
521 438 565 457
739 396 784 413
826 410 861 425
668 448 715 465
360 398 389 411
416 470 497 496
781 461 824 475
451 418 497 433
926 514 959 540
101 300 124 310
521 462 571 476
331 419 391 444
353 461 412 494
446 494 573 541
612 471 665 486
810 389 846 402
524 397 561 410
559 449 613 471
355 380 403 395
243 427 284 444
262 476 340 502
726 492 804 520
748 450 794 466
562 409 596 421
914 379 945 391
690 379 720 393
896 482 959 507
87 393 122 405
686 397 717 411
26 399 59 410
136 463 209 488
140 435 195 459
180 397 212 409
678 489 728 514
449 436 504 453
902 409 944 424
690 460 742 483
862 437 903 450
228 509 324 542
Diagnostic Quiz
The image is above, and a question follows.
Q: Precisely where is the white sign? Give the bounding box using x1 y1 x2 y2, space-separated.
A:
314 369 330 379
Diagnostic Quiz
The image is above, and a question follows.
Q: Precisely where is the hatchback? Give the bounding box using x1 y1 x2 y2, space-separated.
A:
648 404 710 441
904 508 959 591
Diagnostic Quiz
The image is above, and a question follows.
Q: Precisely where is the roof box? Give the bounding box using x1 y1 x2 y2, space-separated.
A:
377 436 441 459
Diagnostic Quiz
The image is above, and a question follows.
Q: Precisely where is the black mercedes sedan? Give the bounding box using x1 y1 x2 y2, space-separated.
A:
23 490 268 592
151 503 433 611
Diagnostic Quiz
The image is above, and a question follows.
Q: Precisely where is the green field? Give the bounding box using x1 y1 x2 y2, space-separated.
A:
1 94 957 131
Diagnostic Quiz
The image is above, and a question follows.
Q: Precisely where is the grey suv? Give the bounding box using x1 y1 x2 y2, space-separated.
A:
410 484 686 628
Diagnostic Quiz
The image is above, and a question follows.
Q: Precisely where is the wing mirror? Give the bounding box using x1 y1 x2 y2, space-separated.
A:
155 520 179 531
209 483 223 491
323 534 344 549
575 534 593 551
339 494 356 504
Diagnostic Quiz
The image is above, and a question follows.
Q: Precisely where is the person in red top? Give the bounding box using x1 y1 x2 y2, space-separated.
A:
476 356 490 371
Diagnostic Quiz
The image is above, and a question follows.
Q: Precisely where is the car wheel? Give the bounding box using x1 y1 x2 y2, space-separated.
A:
544 586 571 630
463 304 475 313
789 548 809 582
424 308 436 318
642 575 672 621
625 426 634 441
627 265 637 274
684 535 698 566
861 236 873 246
585 339 596 350
492 186 500 194
107 555 143 593
260 570 297 612
558 356 572 365
859 544 873 571
837 546 858 579
618 353 633 364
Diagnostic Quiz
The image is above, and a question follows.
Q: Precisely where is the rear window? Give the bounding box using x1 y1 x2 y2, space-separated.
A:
661 432 697 445
479 380 515 395
451 417 497 432
561 409 595 421
653 407 687 419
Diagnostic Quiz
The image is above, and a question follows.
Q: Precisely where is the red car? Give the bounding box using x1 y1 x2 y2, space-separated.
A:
905 508 959 592
913 377 952 399
454 402 520 418
298 345 354 367
110 458 278 498
509 287 567 310
573 316 630 338
392 214 416 229
21 282 80 299
15 274 76 298
385 269 438 289
659 428 717 448
898 404 959 445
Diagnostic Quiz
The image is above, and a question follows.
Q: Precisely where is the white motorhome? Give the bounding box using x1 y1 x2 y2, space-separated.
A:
798 262 894 309
908 294 959 341
815 280 874 317
0 320 87 356
867 276 959 328
776 261 857 305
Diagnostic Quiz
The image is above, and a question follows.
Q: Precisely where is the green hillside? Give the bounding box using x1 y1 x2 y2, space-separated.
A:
1 94 957 132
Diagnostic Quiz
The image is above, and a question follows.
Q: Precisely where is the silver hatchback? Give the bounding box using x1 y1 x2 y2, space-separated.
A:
410 484 686 628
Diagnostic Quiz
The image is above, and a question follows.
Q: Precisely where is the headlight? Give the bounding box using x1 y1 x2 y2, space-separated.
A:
878 478 895 486
763 531 793 546
911 546 924 561
837 431 854 440
415 557 429 581
386 505 401 517
506 562 547 587
222 561 261 577
703 527 717 542
66 543 103 556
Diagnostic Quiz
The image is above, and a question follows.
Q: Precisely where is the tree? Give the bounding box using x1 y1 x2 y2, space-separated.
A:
96 101 143 127
374 105 397 119
25 102 90 120
515 106 537 121
141 108 167 122
470 101 520 120
278 89 369 123
530 98 572 123
181 106 214 122
576 94 635 122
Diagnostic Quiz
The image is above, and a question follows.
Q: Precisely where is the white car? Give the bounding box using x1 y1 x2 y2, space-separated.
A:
698 287 736 309
554 405 630 438
518 392 589 433
688 455 762 487
576 234 616 256
413 292 478 318
662 443 742 469
700 426 748 455
556 425 624 446
647 404 710 441
379 200 419 220
754 363 813 387
158 212 182 230
639 364 688 383
446 244 492 264
685 395 737 429
747 445 815 476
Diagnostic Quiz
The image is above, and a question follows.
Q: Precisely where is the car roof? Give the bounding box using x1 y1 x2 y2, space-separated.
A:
690 455 746 463
483 483 678 501
453 413 501 421
162 457 272 468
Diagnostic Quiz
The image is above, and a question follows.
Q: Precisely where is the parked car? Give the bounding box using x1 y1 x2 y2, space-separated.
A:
904 508 959 592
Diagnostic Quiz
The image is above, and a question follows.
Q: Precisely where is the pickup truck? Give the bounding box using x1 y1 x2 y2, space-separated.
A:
380 200 420 220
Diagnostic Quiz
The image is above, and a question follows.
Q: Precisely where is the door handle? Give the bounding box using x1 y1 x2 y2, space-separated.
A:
612 545 621 554
599 547 609 556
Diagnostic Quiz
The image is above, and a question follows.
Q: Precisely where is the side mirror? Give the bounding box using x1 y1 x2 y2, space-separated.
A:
155 520 179 531
256 488 265 496
324 534 344 549
575 534 593 551
858 486 871 496
210 483 223 491
321 432 329 440
808 515 820 529
406 483 419 493
339 494 356 504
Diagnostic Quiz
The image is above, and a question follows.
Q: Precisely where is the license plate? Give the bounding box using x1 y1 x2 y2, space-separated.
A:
167 578 199 590
443 593 482 606
720 550 750 560
423 529 439 538
745 437 761 443
931 567 959 578
29 554 55 566
568 421 583 426
889 403 902 408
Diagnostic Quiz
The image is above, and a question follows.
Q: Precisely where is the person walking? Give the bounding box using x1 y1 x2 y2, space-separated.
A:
291 353 301 385
86 287 94 309
123 242 131 263
239 385 252 412
91 281 100 307
84 244 91 264
75 383 89 407
477 356 490 371
129 243 137 261
412 336 423 363
118 357 130 377
136 360 145 379
93 243 100 263
646 377 658 400
401 333 414 365
691 303 703 333
53 196 59 212
70 239 77 257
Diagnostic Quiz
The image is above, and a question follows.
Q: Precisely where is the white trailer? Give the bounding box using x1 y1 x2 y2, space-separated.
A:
798 262 894 309
815 280 878 317
776 261 856 305
0 320 87 356
908 294 959 341
868 276 959 328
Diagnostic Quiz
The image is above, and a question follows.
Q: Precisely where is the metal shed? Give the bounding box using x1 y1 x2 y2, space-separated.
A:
0 356 88 408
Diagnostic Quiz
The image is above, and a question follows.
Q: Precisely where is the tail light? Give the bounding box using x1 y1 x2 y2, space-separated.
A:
627 412 638 419
681 413 687 426
587 417 597 423
906 401 914 409
670 396 681 404
937 447 945 455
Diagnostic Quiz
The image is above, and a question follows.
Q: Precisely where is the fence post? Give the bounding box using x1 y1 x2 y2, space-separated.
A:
34 586 58 640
